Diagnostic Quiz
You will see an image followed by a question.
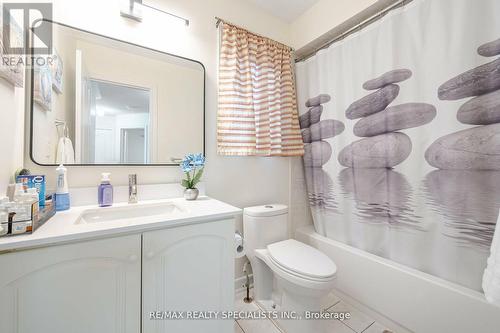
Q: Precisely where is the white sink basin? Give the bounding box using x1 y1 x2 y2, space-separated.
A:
76 202 185 224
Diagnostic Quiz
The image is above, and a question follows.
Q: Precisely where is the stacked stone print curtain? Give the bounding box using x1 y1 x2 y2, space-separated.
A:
295 0 500 293
217 22 304 156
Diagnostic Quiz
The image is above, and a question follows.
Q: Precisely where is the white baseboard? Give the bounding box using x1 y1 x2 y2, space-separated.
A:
235 274 253 294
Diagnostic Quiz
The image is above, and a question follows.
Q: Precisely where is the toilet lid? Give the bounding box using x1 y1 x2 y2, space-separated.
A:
267 239 337 279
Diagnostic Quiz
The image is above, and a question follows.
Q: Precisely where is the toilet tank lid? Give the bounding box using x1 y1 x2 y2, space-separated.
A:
244 204 288 217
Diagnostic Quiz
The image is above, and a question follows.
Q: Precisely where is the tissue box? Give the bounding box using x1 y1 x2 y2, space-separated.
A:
16 175 46 207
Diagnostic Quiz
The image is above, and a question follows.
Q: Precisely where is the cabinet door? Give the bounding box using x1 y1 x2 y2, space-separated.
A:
142 219 235 333
0 235 141 333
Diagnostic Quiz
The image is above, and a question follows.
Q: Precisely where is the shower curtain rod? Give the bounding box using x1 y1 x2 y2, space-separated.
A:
214 16 294 50
295 0 413 62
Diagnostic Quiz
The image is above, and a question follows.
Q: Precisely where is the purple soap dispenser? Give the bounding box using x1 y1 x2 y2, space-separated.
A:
98 173 113 207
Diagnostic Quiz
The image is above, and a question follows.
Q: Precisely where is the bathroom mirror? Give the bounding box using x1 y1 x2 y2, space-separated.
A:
30 21 204 166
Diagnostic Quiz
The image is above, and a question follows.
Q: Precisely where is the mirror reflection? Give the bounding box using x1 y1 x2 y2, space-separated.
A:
31 22 204 165
89 80 150 164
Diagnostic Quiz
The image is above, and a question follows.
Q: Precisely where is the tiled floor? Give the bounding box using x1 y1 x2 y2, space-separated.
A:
234 289 393 333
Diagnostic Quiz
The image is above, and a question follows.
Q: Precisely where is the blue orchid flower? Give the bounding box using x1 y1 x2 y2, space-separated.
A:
181 159 193 173
192 153 205 167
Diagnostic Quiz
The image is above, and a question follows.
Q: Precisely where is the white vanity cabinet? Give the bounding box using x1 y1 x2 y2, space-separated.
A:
142 219 235 333
0 218 235 333
0 234 142 333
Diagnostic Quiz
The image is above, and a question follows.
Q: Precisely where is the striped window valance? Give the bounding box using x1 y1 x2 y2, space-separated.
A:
217 22 304 156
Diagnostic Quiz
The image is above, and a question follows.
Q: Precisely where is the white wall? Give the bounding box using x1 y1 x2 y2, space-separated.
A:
289 0 378 49
0 6 25 192
0 79 24 193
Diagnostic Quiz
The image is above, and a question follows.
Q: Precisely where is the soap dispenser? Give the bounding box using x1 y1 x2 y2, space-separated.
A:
98 173 113 207
55 164 70 211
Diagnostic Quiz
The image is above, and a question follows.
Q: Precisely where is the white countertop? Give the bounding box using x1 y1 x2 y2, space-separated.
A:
0 196 241 253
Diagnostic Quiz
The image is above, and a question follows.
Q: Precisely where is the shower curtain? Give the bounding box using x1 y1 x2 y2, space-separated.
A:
295 0 500 292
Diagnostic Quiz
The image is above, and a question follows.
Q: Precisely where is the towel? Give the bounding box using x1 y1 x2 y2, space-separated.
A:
56 137 75 164
482 209 500 306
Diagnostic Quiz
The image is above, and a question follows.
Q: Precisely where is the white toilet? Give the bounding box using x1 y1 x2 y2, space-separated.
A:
243 204 337 333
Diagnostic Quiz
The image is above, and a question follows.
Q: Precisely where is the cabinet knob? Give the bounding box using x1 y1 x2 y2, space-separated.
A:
146 251 154 259
129 254 138 262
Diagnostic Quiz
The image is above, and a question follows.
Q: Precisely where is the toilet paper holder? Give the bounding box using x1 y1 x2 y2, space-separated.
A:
235 231 245 258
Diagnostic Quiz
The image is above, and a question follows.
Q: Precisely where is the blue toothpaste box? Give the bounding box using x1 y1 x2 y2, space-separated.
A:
16 175 46 207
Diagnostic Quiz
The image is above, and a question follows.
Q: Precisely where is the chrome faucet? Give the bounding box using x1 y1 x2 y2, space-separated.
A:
128 174 138 204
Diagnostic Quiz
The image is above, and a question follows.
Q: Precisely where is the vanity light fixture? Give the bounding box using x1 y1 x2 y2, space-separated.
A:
120 0 189 26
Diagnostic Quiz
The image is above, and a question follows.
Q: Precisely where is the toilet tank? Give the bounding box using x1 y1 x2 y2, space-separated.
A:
243 204 288 259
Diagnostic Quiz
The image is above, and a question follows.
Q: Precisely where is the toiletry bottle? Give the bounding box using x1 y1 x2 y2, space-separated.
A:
0 209 7 224
0 197 8 207
55 164 70 211
98 173 113 207
12 200 30 222
0 197 8 224
13 183 25 202
27 188 39 216
0 202 8 236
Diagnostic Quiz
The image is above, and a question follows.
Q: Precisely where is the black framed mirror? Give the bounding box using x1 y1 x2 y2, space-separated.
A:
30 20 205 166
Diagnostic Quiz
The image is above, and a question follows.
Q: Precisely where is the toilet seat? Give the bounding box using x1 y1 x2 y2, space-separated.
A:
267 255 335 284
266 239 337 281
